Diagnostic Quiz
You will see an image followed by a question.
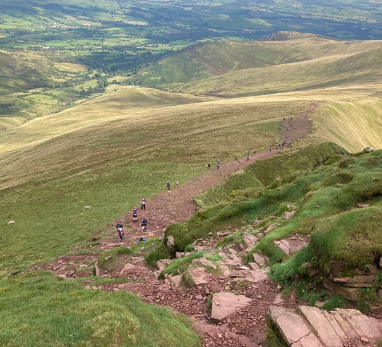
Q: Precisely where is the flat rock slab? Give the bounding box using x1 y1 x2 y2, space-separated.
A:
335 308 381 341
157 259 172 271
267 305 382 347
274 239 290 255
253 253 265 267
267 306 316 345
299 306 343 347
192 257 216 269
211 292 252 323
188 267 210 286
242 232 258 249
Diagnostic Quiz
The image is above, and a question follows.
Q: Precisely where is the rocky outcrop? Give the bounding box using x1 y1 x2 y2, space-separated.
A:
284 211 295 220
267 305 382 347
242 232 258 250
324 264 382 302
273 236 308 255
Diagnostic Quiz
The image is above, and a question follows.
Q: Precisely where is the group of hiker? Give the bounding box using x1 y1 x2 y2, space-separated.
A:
115 198 148 242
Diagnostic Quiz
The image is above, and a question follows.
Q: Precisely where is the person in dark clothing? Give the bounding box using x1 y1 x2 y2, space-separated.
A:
116 221 124 242
132 207 138 221
141 218 148 231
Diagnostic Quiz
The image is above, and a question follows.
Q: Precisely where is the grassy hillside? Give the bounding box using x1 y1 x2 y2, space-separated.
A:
0 87 313 276
0 50 91 127
311 99 382 153
178 44 382 97
135 34 382 91
161 142 348 250
130 34 382 152
1 29 382 346
149 146 382 307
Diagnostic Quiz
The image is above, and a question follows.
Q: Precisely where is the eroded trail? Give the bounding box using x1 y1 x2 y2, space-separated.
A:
31 108 314 347
121 109 313 242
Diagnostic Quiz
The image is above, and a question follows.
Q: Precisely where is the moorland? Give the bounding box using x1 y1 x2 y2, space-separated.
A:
0 1 382 346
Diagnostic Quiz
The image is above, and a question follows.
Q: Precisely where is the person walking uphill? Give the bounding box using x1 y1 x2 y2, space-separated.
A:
217 159 220 170
141 198 147 210
116 220 124 242
167 181 171 190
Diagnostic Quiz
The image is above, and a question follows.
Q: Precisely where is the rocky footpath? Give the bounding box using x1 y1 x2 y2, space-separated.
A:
267 305 382 347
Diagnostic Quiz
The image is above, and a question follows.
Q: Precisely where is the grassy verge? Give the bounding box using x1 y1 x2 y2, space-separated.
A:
0 271 200 347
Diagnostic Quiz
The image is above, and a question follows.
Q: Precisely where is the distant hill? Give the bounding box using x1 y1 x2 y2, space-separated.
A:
135 33 382 95
0 51 50 94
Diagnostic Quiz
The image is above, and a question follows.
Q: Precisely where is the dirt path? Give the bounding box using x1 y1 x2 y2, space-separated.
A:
31 106 314 347
120 108 313 243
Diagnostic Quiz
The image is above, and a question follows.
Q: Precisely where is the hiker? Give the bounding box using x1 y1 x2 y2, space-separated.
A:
246 150 250 161
116 220 124 242
167 181 171 190
253 149 257 155
136 237 146 244
132 207 138 221
141 198 147 210
175 180 179 188
141 218 148 231
207 163 211 169
217 159 220 169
